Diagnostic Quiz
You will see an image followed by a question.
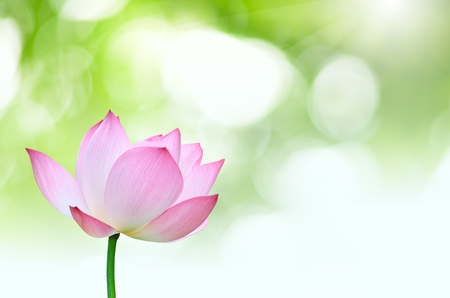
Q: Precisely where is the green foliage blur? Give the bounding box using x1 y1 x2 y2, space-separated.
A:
1 0 450 252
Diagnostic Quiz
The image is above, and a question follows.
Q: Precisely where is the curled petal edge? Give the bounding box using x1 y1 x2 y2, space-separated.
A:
127 194 218 242
70 206 117 238
26 148 88 217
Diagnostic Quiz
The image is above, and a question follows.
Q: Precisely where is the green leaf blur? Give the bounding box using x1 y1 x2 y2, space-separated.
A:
1 0 450 296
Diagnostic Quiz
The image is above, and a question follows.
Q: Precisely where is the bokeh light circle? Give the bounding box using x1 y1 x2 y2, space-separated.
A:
309 55 379 140
50 0 129 21
102 19 174 108
162 29 294 127
0 18 21 112
275 144 381 209
16 100 55 134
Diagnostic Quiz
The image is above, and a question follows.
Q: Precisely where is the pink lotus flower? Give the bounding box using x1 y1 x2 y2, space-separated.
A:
27 111 223 242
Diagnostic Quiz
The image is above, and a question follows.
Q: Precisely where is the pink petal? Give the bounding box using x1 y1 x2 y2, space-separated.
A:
104 147 183 232
26 149 88 217
127 195 218 242
145 134 163 141
140 129 181 164
78 111 130 218
176 159 224 204
179 143 203 177
70 206 117 238
185 219 208 238
75 120 102 185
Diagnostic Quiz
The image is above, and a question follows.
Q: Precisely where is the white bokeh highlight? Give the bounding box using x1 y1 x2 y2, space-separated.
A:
103 19 174 107
275 144 381 208
0 18 21 111
310 55 379 140
51 0 129 21
370 0 416 23
16 100 54 134
162 29 294 127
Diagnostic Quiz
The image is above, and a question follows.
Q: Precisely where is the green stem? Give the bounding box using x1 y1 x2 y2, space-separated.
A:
107 233 120 298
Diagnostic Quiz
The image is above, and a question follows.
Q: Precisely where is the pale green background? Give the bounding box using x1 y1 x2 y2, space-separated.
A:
1 0 450 297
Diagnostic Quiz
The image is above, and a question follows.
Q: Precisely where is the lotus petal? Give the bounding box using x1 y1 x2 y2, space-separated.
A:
141 129 181 164
104 147 183 232
27 149 88 217
79 111 130 218
70 206 116 238
179 143 203 176
75 120 101 184
128 195 218 242
176 159 224 204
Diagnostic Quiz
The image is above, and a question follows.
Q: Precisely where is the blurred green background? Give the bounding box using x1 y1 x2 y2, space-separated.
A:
1 0 450 297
